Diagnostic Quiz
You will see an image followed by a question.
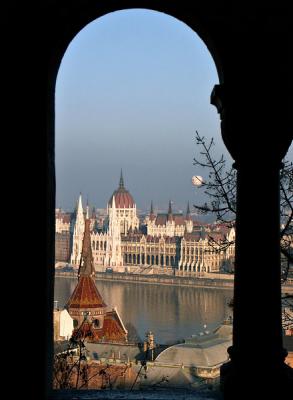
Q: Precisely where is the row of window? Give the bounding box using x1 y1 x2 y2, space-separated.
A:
124 253 177 266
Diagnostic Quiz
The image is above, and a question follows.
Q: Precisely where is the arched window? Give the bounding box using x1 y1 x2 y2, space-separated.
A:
93 319 100 328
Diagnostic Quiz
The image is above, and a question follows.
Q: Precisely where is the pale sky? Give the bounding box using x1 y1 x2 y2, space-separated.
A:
55 9 292 213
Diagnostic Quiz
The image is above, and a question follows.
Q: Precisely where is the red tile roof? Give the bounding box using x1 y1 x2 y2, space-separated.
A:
109 188 135 208
72 310 128 343
95 310 128 342
155 214 186 226
67 276 107 309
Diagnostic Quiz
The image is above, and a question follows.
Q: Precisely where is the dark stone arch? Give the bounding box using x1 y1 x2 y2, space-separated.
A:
19 2 292 399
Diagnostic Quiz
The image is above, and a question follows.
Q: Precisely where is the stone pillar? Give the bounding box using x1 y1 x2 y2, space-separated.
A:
211 83 293 398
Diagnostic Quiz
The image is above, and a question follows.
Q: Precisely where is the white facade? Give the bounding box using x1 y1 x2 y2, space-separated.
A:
55 217 70 233
178 227 235 274
55 209 71 233
146 218 193 237
145 203 193 237
104 196 124 271
225 227 236 272
107 203 139 235
54 309 74 341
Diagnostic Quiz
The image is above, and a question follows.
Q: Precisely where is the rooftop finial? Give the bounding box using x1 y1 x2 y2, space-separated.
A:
150 200 154 215
168 200 173 215
167 200 173 222
119 169 124 188
186 201 190 215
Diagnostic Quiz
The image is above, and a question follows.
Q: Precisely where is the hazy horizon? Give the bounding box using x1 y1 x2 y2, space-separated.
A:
55 9 292 213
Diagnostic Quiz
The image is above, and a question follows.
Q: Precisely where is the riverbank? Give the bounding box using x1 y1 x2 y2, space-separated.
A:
55 270 233 289
54 270 293 293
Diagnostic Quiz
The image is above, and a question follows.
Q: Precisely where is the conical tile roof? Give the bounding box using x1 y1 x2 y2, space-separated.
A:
67 276 107 309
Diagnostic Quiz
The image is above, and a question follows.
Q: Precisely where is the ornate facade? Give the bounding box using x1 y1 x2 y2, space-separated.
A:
121 233 179 272
64 173 235 274
145 201 193 237
178 232 224 274
55 209 71 233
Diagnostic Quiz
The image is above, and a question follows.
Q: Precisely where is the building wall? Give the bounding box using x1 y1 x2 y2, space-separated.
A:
146 218 193 237
53 309 74 341
107 205 139 235
55 231 70 262
121 235 179 269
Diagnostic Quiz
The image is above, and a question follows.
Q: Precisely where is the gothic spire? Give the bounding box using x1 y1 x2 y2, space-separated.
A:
186 201 192 221
86 196 89 219
167 200 173 221
168 200 173 215
78 219 95 278
91 206 96 219
76 193 83 218
186 201 190 215
150 200 154 215
119 169 124 189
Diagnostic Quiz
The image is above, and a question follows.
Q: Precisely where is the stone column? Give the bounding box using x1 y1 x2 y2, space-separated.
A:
211 84 293 398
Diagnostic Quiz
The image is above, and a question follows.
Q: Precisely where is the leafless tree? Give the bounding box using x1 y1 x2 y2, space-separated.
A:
53 316 118 390
193 132 293 331
193 131 293 281
53 317 92 389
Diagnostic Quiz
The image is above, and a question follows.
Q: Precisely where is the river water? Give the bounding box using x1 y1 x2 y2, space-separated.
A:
54 276 233 344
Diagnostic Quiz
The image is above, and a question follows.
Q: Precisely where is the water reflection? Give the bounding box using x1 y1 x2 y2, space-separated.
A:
54 277 233 344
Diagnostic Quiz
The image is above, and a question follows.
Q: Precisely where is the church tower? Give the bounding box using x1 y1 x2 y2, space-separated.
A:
67 219 107 329
70 193 85 267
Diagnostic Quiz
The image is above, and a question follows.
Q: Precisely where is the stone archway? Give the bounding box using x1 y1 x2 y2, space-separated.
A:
29 2 292 399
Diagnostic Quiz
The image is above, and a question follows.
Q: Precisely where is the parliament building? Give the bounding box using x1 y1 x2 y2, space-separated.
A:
56 171 235 275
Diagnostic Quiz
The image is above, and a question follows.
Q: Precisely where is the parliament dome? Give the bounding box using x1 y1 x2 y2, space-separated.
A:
109 171 135 209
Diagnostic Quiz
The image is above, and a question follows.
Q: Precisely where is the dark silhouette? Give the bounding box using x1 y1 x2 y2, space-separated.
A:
12 1 293 399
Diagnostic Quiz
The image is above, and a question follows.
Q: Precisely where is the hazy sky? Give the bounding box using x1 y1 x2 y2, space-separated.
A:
55 9 292 213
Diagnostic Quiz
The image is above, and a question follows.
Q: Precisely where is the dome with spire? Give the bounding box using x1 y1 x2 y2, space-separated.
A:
108 170 135 208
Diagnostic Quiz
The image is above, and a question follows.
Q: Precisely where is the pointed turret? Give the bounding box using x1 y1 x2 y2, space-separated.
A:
77 193 83 217
186 201 192 221
67 218 107 330
185 201 193 233
78 219 95 278
149 200 155 221
86 197 90 219
112 194 116 211
119 169 124 189
70 193 85 266
91 206 96 219
167 200 173 222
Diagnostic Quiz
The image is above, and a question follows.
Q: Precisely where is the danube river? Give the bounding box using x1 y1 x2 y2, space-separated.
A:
54 276 233 344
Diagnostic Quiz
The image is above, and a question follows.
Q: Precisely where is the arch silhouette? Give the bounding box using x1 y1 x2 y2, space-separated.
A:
13 2 292 399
